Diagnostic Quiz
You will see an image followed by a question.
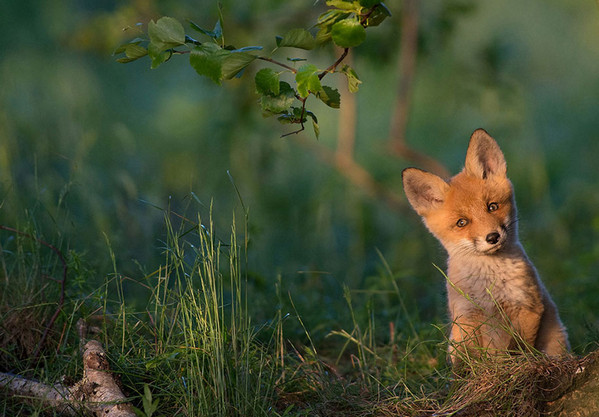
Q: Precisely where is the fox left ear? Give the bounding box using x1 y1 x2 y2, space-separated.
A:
464 129 507 179
402 168 449 215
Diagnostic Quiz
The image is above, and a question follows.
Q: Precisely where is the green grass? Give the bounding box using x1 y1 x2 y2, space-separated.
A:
94 208 285 416
0 210 594 417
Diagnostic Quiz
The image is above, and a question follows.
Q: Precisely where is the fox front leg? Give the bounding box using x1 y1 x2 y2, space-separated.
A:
509 307 543 352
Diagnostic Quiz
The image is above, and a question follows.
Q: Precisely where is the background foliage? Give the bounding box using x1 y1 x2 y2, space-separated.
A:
1 0 599 354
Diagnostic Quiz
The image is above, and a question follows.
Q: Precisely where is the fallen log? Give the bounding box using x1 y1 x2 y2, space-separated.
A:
0 372 76 415
0 319 135 416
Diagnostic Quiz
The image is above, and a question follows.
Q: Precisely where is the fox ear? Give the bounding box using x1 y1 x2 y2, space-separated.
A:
402 168 449 214
464 129 507 179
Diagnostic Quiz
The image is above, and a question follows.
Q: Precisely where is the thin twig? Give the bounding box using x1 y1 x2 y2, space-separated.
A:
280 125 305 138
257 56 298 73
359 4 380 24
281 97 308 138
318 48 349 80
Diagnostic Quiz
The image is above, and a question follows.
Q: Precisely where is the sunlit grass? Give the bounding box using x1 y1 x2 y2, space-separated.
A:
0 211 593 417
101 207 285 416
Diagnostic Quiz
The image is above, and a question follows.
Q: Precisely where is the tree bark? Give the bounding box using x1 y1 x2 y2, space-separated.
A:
0 373 76 415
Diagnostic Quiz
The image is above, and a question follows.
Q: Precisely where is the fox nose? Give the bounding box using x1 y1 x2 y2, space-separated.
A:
486 232 500 245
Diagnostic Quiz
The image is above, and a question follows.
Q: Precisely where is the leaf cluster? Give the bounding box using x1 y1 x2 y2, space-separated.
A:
114 1 390 137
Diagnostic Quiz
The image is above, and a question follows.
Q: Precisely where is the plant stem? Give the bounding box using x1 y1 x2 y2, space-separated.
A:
257 56 298 73
281 97 308 138
319 48 349 80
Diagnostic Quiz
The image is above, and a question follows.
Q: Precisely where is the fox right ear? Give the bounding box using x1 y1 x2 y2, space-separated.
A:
464 129 507 179
402 168 449 214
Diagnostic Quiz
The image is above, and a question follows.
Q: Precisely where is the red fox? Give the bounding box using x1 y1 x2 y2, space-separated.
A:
402 129 569 363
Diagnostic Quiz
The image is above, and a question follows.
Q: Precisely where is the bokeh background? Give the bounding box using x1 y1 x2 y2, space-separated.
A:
1 0 598 351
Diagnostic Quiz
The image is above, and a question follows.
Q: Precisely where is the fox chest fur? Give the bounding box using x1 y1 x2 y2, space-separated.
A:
402 129 569 362
446 247 543 320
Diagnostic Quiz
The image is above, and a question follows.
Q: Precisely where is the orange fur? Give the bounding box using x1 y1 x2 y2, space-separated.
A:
402 129 569 363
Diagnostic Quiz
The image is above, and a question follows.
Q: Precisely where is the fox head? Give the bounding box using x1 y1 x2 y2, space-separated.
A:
402 129 518 256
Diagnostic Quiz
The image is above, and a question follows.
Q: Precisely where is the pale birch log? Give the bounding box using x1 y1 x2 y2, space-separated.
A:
1 335 135 416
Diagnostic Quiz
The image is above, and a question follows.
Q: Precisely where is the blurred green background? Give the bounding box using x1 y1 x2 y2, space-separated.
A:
1 0 598 351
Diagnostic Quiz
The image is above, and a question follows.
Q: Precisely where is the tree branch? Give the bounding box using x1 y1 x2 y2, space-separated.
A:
294 136 406 213
0 373 76 415
319 48 349 80
388 0 449 178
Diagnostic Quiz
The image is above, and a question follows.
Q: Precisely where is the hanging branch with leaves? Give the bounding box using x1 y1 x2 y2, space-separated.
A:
114 0 391 137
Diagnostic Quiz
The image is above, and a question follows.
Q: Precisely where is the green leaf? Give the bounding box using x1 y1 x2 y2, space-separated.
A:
190 16 223 43
113 38 143 55
366 3 392 27
275 28 316 50
277 107 306 124
326 0 361 11
358 0 380 7
189 43 226 84
116 44 148 63
142 384 159 417
331 19 366 48
340 64 362 93
315 9 352 44
255 68 280 96
132 407 146 417
148 43 170 69
189 20 218 38
215 4 225 43
232 46 263 52
189 43 256 83
260 82 296 114
221 52 256 79
125 44 148 59
317 9 352 26
295 64 321 98
213 19 223 42
148 17 185 52
315 27 333 45
316 85 341 108
277 108 318 133
312 119 320 138
307 111 320 138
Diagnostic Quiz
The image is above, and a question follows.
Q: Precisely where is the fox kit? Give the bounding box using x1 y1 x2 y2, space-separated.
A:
402 129 569 363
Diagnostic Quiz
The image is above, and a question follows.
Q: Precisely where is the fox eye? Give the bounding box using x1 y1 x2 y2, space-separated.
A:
456 218 468 228
488 202 499 212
